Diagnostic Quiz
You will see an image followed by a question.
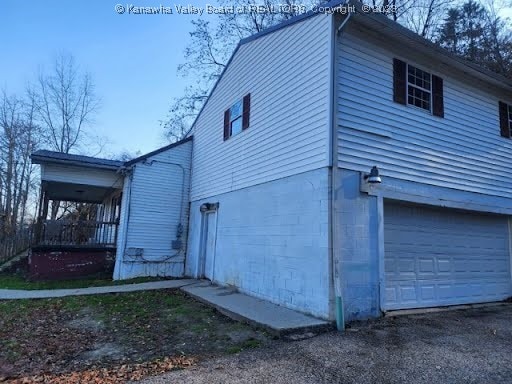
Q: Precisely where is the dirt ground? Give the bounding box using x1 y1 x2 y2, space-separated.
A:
141 304 512 384
0 289 270 382
2 291 511 384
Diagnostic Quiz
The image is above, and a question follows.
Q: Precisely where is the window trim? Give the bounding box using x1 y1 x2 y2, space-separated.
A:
224 93 251 141
229 99 243 137
509 104 512 130
406 63 432 113
393 58 444 117
499 101 512 138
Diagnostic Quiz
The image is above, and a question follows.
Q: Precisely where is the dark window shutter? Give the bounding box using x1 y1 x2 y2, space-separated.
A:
499 101 510 138
242 93 251 130
432 75 444 118
393 58 407 105
223 109 230 141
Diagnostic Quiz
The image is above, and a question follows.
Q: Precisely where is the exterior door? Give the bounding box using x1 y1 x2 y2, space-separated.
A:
202 211 217 280
383 202 511 310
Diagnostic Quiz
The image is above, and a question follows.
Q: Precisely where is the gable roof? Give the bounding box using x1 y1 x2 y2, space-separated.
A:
124 136 193 166
32 136 194 171
31 150 123 171
187 3 333 135
347 0 512 92
188 0 512 134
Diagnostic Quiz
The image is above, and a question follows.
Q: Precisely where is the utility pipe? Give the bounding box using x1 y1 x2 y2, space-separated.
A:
330 8 353 331
114 167 133 280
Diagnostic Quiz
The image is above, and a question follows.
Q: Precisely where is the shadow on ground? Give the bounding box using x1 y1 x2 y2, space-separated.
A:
0 289 270 380
141 304 512 384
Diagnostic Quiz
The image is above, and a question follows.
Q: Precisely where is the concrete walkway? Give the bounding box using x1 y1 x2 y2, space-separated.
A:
0 278 332 336
183 282 332 336
0 279 197 299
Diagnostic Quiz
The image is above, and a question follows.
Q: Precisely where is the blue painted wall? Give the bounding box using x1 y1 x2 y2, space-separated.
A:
186 168 332 319
336 169 380 320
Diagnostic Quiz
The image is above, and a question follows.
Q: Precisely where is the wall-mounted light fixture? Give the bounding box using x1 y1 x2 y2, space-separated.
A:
364 166 382 184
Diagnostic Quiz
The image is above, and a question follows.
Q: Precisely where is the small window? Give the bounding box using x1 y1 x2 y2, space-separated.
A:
394 59 444 117
499 101 512 138
224 93 251 141
407 64 432 112
509 104 512 131
229 100 243 137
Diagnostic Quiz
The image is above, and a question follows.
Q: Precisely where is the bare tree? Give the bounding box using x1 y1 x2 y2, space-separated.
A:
365 0 455 38
164 0 511 141
0 90 39 236
31 54 100 219
403 0 454 38
162 0 308 141
34 53 100 154
114 149 142 162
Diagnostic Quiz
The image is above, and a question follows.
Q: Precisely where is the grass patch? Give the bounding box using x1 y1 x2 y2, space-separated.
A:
0 274 169 290
0 289 270 380
226 338 261 354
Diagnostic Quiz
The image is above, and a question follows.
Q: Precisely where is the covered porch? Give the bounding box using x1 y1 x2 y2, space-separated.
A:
30 150 125 280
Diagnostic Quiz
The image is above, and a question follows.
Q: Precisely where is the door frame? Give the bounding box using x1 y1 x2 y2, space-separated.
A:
377 196 386 312
198 202 219 280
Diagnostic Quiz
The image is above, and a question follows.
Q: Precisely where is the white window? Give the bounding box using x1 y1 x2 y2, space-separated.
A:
509 104 512 131
223 93 251 141
229 99 243 137
407 64 432 112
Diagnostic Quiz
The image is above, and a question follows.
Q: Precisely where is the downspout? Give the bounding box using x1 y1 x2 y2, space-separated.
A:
118 159 188 264
330 10 352 331
137 160 187 262
114 167 133 280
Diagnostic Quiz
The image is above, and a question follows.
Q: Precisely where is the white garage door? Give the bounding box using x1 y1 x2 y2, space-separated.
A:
383 202 512 310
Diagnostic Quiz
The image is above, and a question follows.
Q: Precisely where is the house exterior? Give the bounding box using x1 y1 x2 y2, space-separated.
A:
31 0 512 326
113 138 193 280
184 1 512 323
30 139 192 281
30 151 124 280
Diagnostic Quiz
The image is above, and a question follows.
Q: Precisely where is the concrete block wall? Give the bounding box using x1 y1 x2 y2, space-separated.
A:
186 167 332 319
336 168 380 320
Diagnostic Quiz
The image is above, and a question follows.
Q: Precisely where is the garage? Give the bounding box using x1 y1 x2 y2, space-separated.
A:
383 202 512 310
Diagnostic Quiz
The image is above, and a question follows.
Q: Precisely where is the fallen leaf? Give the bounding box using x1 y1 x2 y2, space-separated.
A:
6 356 196 384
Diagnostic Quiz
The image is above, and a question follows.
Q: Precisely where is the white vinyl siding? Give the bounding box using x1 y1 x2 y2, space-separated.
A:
115 140 192 279
41 164 123 189
125 141 192 260
191 14 331 201
337 31 512 198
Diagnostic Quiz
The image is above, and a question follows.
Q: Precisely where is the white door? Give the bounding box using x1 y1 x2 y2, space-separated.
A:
383 202 512 310
202 211 217 280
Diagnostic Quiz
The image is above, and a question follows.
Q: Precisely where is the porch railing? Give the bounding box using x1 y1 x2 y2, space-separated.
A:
39 220 119 247
0 225 34 265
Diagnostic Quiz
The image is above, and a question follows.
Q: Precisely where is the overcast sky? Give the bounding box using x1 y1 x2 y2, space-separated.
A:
1 1 511 158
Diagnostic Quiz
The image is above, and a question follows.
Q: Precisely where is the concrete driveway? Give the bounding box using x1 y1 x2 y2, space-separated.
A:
141 304 512 384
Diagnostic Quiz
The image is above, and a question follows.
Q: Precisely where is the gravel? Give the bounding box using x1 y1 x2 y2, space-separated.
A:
140 303 512 384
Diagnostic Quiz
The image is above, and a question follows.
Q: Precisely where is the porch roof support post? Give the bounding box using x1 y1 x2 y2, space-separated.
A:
35 191 49 243
34 187 45 243
41 194 49 222
36 187 44 222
